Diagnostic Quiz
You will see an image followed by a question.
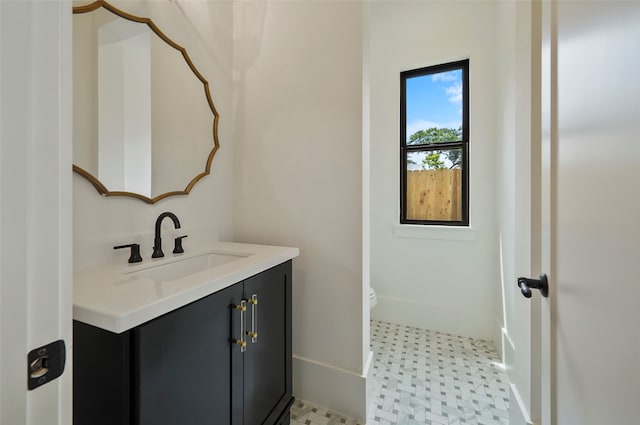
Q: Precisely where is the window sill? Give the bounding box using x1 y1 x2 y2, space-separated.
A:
393 224 476 241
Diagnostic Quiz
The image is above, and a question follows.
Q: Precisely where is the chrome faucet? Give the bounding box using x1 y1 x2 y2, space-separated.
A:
152 212 181 258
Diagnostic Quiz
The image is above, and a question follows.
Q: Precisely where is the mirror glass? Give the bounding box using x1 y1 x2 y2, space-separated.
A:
73 1 219 203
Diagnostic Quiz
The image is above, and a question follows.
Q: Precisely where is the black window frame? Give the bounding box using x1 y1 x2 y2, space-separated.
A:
400 59 470 226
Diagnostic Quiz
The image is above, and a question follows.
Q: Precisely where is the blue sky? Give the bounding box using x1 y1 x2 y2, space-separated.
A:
406 69 462 139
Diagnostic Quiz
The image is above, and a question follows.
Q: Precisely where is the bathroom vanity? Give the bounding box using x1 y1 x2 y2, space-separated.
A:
71 3 297 422
73 242 298 425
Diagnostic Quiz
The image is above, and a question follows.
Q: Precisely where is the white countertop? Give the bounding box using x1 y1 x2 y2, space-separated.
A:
73 241 299 333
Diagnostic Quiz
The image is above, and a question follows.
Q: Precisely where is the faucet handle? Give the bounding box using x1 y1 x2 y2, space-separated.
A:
173 235 188 254
114 243 143 264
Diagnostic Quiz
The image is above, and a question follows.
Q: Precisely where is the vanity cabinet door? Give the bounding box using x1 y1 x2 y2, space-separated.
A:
134 283 244 425
73 321 133 425
240 261 293 425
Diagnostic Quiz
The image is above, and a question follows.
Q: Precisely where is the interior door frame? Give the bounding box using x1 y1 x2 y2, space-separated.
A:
538 0 555 423
0 1 73 424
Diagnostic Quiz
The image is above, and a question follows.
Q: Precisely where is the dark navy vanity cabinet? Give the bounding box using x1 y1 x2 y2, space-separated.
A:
73 261 293 425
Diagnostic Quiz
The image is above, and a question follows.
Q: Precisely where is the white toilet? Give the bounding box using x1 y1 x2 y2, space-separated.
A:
369 287 377 309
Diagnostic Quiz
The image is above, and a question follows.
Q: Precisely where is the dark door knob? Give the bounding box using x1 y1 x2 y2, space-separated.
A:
517 274 549 298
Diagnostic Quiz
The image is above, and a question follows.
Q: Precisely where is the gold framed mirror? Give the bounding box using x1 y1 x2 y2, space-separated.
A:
73 0 220 203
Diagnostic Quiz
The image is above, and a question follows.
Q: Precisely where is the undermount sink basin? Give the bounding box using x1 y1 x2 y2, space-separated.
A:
129 251 252 282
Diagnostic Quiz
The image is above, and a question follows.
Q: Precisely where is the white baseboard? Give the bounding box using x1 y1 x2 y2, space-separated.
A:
509 383 533 425
370 295 493 340
365 350 375 419
494 319 504 360
501 326 516 383
503 327 533 425
292 355 367 421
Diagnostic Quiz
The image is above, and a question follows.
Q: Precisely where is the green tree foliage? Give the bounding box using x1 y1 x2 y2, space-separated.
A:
423 153 446 170
408 127 461 145
408 127 462 170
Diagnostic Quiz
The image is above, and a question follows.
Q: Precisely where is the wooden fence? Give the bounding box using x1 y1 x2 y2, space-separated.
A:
406 169 462 221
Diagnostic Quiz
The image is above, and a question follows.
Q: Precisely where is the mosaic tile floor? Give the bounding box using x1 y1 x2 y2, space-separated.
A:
290 399 362 425
368 320 509 425
291 320 509 425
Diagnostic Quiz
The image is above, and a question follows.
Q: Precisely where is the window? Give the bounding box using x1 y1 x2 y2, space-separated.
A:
400 59 469 226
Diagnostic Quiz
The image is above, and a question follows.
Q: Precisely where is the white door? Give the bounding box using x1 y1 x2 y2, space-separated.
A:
536 0 640 424
0 1 73 424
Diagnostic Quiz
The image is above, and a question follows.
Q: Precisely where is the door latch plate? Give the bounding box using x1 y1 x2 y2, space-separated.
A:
27 340 66 390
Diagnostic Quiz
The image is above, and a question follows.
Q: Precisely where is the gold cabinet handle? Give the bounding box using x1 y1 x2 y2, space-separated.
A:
247 294 258 343
233 300 247 352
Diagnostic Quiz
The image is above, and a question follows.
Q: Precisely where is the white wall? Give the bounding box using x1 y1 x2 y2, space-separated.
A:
369 1 499 341
73 0 234 270
495 0 517 361
232 1 367 420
